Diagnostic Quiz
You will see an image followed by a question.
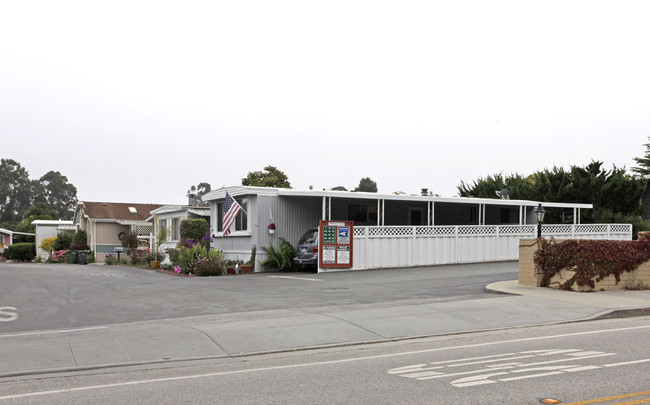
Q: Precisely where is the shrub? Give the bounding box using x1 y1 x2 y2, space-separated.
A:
180 219 210 242
53 232 73 251
194 256 225 276
105 253 116 265
6 243 36 262
72 230 88 246
146 251 165 263
246 245 256 266
175 244 207 274
52 250 68 263
39 236 57 260
128 248 149 266
86 250 95 264
595 209 650 239
261 238 297 271
169 242 226 276
121 231 139 250
70 243 90 250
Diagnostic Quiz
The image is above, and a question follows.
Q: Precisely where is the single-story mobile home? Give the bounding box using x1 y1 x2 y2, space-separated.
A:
202 187 627 272
0 227 14 248
74 201 164 262
31 220 75 260
148 205 211 251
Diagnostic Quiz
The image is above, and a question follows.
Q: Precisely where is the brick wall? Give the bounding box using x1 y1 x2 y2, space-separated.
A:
518 239 543 286
518 238 650 291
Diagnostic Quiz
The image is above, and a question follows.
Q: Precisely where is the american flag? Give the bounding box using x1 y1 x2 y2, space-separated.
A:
222 191 242 237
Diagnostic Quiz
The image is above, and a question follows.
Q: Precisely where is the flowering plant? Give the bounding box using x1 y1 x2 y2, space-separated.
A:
52 250 68 263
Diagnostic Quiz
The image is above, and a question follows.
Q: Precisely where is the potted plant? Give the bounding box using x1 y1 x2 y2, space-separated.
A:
240 245 256 274
225 259 242 275
151 216 168 269
268 222 276 234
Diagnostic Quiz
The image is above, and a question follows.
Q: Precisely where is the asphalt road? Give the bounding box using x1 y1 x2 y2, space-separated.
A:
1 316 648 404
0 261 517 333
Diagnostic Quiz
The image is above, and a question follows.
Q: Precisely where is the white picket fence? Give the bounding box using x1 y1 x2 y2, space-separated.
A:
347 224 632 270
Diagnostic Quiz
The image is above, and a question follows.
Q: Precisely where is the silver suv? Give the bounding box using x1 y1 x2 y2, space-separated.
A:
294 228 318 268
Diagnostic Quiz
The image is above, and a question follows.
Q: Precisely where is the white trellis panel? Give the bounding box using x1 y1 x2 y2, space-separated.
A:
344 224 633 271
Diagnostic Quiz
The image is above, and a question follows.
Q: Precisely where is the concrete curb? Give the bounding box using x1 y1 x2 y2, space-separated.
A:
3 280 649 380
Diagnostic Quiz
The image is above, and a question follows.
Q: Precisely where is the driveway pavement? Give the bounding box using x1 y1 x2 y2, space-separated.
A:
1 269 649 378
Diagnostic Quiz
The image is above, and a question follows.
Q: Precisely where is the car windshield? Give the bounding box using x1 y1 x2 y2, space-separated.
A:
299 229 318 244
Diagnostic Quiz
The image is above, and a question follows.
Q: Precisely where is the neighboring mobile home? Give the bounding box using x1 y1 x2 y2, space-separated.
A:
148 205 211 251
0 227 13 248
74 201 164 262
31 220 75 260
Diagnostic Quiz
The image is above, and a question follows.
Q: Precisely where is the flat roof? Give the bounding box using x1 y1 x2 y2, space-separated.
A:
31 220 74 225
203 186 592 209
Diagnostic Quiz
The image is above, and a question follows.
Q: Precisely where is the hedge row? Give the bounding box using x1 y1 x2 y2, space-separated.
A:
5 243 36 262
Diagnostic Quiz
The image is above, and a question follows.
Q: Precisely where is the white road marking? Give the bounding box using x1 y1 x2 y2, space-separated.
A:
0 326 108 338
2 325 650 400
0 307 18 322
268 276 323 281
390 349 621 387
603 358 650 367
498 371 565 383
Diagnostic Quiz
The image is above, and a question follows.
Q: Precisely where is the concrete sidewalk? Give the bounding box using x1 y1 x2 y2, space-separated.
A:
1 281 649 378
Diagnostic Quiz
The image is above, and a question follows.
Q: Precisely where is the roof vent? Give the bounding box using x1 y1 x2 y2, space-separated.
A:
102 203 108 206
128 207 137 214
421 188 429 196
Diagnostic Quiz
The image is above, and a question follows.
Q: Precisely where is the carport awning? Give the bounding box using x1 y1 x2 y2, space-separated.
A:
188 209 210 216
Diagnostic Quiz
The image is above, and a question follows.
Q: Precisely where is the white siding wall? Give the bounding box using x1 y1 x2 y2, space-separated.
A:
35 225 61 259
341 224 632 271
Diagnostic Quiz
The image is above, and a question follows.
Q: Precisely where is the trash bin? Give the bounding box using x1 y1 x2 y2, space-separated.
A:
67 250 78 264
78 250 87 265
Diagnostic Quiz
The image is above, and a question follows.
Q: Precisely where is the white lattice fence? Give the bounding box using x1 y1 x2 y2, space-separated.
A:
346 224 632 271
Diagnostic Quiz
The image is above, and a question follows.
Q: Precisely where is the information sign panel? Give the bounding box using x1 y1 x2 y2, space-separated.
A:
318 220 353 269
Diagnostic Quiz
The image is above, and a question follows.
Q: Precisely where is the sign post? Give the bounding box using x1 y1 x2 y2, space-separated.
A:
318 220 353 270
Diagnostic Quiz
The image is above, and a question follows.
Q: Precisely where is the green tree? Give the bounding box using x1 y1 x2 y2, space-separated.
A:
0 159 33 227
331 186 348 191
186 182 212 205
458 173 534 200
242 166 291 188
632 135 650 177
32 171 77 220
353 177 378 193
458 161 647 223
15 202 58 233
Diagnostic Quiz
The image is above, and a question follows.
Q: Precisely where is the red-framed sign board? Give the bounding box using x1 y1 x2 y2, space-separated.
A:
319 220 353 268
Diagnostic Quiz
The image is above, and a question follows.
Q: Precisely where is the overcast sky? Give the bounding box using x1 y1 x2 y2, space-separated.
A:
2 1 649 205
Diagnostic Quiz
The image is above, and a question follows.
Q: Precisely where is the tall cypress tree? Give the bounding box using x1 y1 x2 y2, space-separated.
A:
632 136 650 177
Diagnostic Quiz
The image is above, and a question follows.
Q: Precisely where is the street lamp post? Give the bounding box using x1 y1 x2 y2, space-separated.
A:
534 203 546 238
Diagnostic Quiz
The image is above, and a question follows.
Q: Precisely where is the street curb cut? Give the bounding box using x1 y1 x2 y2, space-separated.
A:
590 307 650 320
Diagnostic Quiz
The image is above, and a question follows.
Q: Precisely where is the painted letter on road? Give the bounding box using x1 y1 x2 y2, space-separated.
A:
0 307 18 322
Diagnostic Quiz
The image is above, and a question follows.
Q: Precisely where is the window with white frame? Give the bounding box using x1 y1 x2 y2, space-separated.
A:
217 197 248 233
172 218 180 241
159 219 168 241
